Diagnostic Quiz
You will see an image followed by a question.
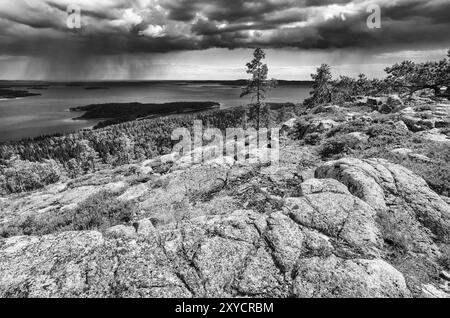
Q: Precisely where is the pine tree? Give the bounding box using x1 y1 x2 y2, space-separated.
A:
114 134 134 166
240 48 277 130
77 140 98 172
305 64 333 108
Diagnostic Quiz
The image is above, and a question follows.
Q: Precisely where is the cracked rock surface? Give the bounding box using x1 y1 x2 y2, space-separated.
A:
0 208 410 298
0 142 449 298
316 158 450 247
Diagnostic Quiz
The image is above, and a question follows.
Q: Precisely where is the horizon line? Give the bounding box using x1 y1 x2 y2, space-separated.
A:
0 79 314 83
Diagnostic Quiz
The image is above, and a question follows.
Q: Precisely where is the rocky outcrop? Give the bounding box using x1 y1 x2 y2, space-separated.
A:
379 95 404 114
412 88 436 99
402 115 437 132
316 158 450 248
0 206 411 298
285 179 382 255
400 102 450 132
293 256 409 298
1 152 423 298
417 129 450 144
295 119 339 140
390 148 433 163
422 284 450 298
358 95 405 114
1 133 449 298
312 105 342 114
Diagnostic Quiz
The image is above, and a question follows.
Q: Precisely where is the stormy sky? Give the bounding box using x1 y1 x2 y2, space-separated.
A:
0 0 449 80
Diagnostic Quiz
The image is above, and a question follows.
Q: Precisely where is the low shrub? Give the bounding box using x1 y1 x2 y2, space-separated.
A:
0 191 136 238
291 116 315 140
441 128 450 137
70 191 135 231
326 120 367 138
0 159 61 195
377 210 415 255
357 141 450 196
438 245 450 270
407 162 450 197
304 133 322 145
319 135 362 159
366 123 412 145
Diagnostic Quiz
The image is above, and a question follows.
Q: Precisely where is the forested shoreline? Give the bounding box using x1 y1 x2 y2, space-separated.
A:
0 89 41 99
0 103 298 195
70 101 220 129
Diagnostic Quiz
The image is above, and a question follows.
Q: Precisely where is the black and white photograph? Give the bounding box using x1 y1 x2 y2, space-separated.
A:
0 0 449 304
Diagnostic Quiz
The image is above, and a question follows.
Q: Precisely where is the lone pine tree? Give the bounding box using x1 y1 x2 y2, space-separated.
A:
240 48 277 129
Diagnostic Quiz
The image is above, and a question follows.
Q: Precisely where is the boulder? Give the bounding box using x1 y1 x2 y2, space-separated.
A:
316 158 450 245
413 88 435 99
435 119 450 129
204 156 235 168
387 94 404 107
285 178 382 253
293 256 410 298
347 132 369 142
134 218 156 236
143 157 163 168
402 115 435 132
378 104 395 114
136 161 154 175
440 271 450 282
355 96 369 106
294 119 339 140
392 120 409 131
408 153 434 163
360 115 374 123
161 153 180 164
345 112 361 121
401 107 416 115
171 154 195 171
104 225 136 239
417 129 450 144
390 148 433 163
313 105 342 114
422 284 450 298
378 95 404 114
280 118 298 135
390 148 413 157
265 212 309 273
314 119 338 132
367 97 385 108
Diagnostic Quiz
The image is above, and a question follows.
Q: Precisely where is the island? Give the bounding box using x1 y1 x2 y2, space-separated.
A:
70 101 221 128
84 86 109 90
0 89 41 99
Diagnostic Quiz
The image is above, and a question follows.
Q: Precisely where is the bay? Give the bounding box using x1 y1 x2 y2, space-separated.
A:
0 81 310 142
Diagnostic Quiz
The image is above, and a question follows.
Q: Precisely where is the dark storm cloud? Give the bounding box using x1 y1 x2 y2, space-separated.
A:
45 0 120 21
0 0 449 56
165 0 294 23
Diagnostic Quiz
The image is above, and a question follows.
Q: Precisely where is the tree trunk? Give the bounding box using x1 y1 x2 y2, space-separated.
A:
256 103 260 131
257 83 261 130
257 83 261 104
